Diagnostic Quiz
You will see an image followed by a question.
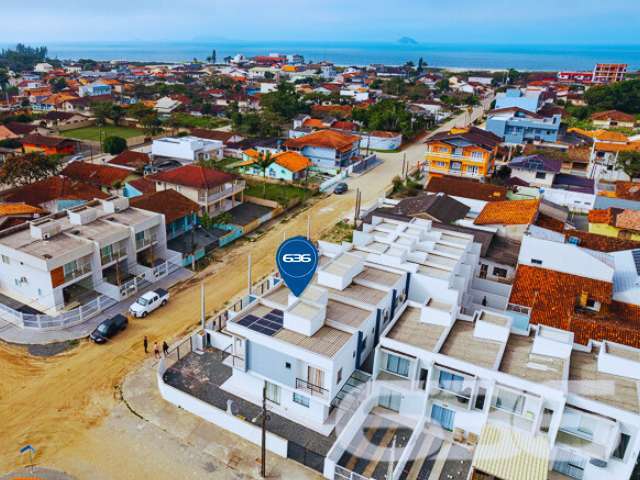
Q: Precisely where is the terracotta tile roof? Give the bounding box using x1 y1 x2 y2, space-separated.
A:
5 122 36 136
21 134 75 148
428 126 502 151
474 199 539 225
62 161 132 187
147 164 237 190
0 203 43 215
190 128 240 143
272 151 312 173
615 209 640 232
311 104 353 117
563 230 640 252
127 177 155 195
509 264 618 345
587 208 621 225
130 189 199 224
534 213 565 233
615 182 640 200
369 130 400 138
302 118 328 129
332 121 358 131
594 141 640 153
0 176 108 207
108 150 150 169
590 110 636 122
0 125 19 141
284 129 360 153
568 128 629 143
426 175 507 201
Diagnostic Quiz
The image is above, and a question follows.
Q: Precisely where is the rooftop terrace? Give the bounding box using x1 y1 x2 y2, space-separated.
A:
439 321 504 370
569 350 640 413
499 335 567 386
386 306 447 353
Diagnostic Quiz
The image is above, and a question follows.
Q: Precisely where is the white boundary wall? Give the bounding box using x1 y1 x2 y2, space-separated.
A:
157 358 288 458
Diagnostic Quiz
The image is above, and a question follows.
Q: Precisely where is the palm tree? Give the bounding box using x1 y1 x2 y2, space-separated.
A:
255 151 273 197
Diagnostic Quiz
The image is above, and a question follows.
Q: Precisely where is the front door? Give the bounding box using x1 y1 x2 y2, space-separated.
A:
379 388 401 412
479 264 488 279
431 404 455 431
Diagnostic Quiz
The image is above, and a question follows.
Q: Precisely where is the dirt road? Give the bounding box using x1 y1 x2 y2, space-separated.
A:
0 102 491 477
0 154 407 477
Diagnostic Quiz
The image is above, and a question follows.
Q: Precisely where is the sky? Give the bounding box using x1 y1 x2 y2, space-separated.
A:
1 0 640 45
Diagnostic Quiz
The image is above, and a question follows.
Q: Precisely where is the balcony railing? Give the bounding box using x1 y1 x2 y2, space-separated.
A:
198 182 245 204
136 234 157 250
430 386 473 410
426 150 487 164
63 263 92 283
101 250 126 266
296 377 329 398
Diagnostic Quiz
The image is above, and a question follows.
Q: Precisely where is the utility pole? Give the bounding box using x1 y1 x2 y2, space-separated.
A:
200 282 206 331
261 382 267 478
306 214 311 240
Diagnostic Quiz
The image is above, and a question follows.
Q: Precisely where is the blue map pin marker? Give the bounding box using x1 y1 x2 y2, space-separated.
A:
276 236 318 297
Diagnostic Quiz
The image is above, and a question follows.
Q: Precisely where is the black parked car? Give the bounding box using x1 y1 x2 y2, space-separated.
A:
90 314 128 344
334 182 348 194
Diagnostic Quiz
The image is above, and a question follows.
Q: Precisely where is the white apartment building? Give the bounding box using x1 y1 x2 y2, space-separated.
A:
203 215 483 431
151 136 224 164
323 225 640 480
0 197 168 316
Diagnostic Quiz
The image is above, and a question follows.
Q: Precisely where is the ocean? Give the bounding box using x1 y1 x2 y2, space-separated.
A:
4 41 640 71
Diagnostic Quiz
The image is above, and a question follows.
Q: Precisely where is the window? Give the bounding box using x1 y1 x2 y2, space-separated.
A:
474 387 486 411
493 388 525 415
535 171 546 180
531 258 543 265
613 433 630 460
540 408 554 433
293 392 310 407
265 381 281 405
385 353 410 377
492 267 508 278
438 370 464 393
337 368 343 384
471 151 483 161
285 362 291 369
1 255 9 264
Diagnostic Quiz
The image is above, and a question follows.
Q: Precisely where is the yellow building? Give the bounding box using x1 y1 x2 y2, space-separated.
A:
425 126 501 179
588 208 640 241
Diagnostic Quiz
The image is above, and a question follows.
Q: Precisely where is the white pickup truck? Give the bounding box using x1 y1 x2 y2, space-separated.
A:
128 288 169 318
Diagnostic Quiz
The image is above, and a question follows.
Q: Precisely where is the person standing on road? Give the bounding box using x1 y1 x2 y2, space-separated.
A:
143 336 148 354
162 341 169 357
153 342 160 359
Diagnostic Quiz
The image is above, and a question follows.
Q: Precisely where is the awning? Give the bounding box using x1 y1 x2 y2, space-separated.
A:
472 424 549 480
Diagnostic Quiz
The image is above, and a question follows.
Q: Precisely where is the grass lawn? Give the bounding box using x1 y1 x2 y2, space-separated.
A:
171 113 229 129
61 125 143 141
244 181 313 205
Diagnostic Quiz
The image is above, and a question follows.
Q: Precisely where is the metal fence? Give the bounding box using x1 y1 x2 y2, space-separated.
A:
164 336 194 369
1 294 117 331
334 465 371 480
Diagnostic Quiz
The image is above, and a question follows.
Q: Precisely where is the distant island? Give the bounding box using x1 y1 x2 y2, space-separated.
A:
398 37 418 45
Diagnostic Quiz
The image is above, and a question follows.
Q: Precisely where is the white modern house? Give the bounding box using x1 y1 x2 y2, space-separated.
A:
151 136 224 163
0 197 172 322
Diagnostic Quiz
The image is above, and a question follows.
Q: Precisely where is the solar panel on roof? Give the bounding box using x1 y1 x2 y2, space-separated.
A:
632 250 640 275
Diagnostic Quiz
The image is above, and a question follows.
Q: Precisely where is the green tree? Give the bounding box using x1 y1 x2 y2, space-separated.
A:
616 151 640 179
108 104 125 126
260 82 306 120
140 112 163 137
0 44 48 71
255 151 273 197
91 101 113 126
103 136 127 155
584 79 640 114
50 77 67 93
0 152 62 186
